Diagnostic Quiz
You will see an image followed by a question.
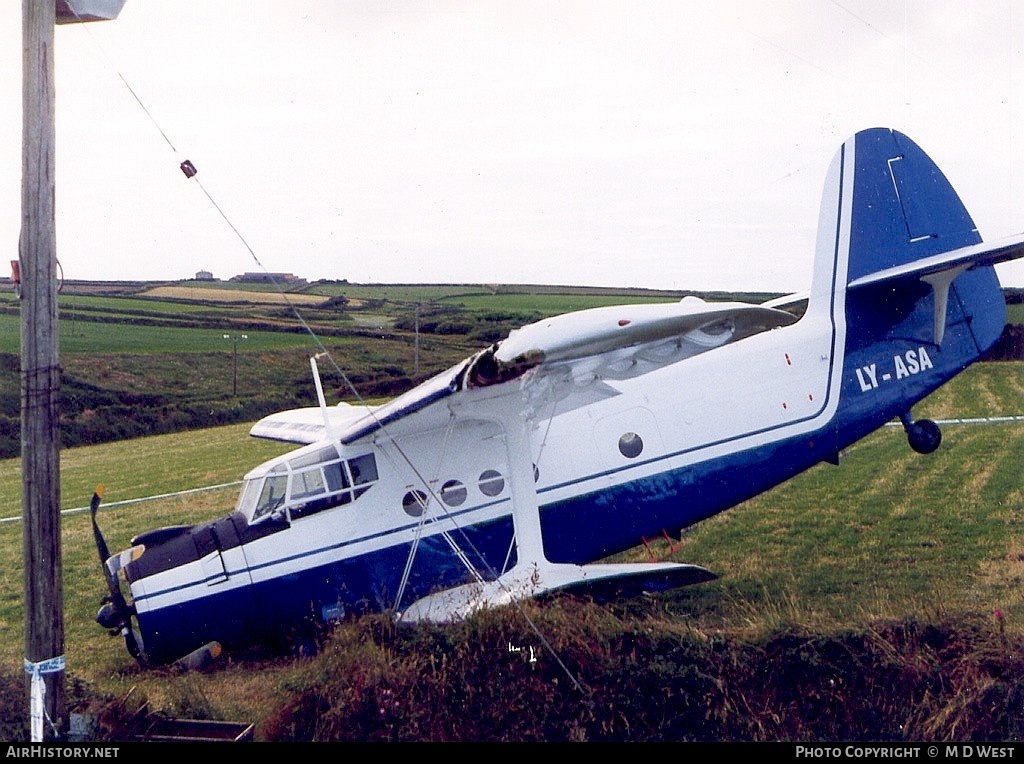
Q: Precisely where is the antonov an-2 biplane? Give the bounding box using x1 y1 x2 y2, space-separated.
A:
93 128 1024 667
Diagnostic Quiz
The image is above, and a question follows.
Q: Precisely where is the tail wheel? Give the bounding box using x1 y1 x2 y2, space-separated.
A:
907 418 942 454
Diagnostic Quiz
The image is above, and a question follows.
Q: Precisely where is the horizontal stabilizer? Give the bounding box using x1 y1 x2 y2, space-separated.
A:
846 231 1024 290
847 231 1024 346
399 561 716 623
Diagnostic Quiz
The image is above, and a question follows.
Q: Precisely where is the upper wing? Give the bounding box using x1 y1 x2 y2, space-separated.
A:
251 296 797 445
249 401 381 445
251 363 467 445
466 295 798 389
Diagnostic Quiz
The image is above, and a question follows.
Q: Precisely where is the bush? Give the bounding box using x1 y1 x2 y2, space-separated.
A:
256 607 1024 742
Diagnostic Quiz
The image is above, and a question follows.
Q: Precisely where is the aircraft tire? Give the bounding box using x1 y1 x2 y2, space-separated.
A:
907 418 942 454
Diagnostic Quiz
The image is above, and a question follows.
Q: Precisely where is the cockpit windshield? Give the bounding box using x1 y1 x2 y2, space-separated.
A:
236 443 379 525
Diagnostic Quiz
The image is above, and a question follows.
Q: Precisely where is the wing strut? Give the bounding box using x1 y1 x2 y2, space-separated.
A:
503 411 546 565
400 402 716 623
310 353 337 441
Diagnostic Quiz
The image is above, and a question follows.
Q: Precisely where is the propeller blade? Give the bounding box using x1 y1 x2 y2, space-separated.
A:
90 486 137 656
124 628 145 664
89 486 111 570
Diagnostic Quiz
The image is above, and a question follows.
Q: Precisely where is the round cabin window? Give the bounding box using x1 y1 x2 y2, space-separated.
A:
440 479 467 507
478 469 505 497
401 489 428 517
618 432 644 459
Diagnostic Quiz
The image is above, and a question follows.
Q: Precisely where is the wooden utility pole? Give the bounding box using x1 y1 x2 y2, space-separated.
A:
21 0 63 743
21 0 125 742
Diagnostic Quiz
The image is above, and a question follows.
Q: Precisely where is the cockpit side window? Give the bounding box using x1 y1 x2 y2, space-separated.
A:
293 467 326 499
348 453 378 499
325 461 348 492
241 450 381 525
289 457 353 520
252 469 288 522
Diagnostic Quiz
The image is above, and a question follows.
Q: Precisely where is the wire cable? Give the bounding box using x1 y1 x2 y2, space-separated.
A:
73 11 588 695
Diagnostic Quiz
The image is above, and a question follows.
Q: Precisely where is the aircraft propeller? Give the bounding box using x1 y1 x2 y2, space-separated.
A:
90 487 145 663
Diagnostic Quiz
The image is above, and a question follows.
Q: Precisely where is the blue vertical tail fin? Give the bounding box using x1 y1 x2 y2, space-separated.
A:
810 128 1020 357
846 129 981 281
806 128 1024 450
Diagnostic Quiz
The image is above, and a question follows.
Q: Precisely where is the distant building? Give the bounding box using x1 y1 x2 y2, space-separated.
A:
230 272 308 285
195 270 215 281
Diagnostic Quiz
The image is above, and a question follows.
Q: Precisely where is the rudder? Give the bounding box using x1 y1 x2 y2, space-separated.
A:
846 128 981 284
811 128 1006 355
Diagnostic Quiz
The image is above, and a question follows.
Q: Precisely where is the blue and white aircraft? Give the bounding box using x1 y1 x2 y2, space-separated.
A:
94 128 1024 667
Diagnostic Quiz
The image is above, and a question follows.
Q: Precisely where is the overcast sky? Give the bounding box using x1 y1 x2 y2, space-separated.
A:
2 1 1022 293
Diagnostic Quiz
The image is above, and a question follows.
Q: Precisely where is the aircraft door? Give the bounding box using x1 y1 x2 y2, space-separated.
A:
593 407 666 470
189 516 249 582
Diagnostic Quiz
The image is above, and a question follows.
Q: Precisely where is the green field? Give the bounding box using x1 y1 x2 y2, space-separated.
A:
0 362 1020 740
0 313 317 354
0 281 1021 740
0 282 1017 357
437 292 678 314
4 281 795 462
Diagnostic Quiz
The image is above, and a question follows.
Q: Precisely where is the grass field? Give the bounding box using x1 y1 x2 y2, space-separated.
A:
437 292 680 314
140 285 330 305
0 280 1021 740
0 362 1021 740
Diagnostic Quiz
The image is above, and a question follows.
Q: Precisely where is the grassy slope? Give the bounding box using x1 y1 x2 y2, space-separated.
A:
0 282 1020 740
0 364 1021 740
